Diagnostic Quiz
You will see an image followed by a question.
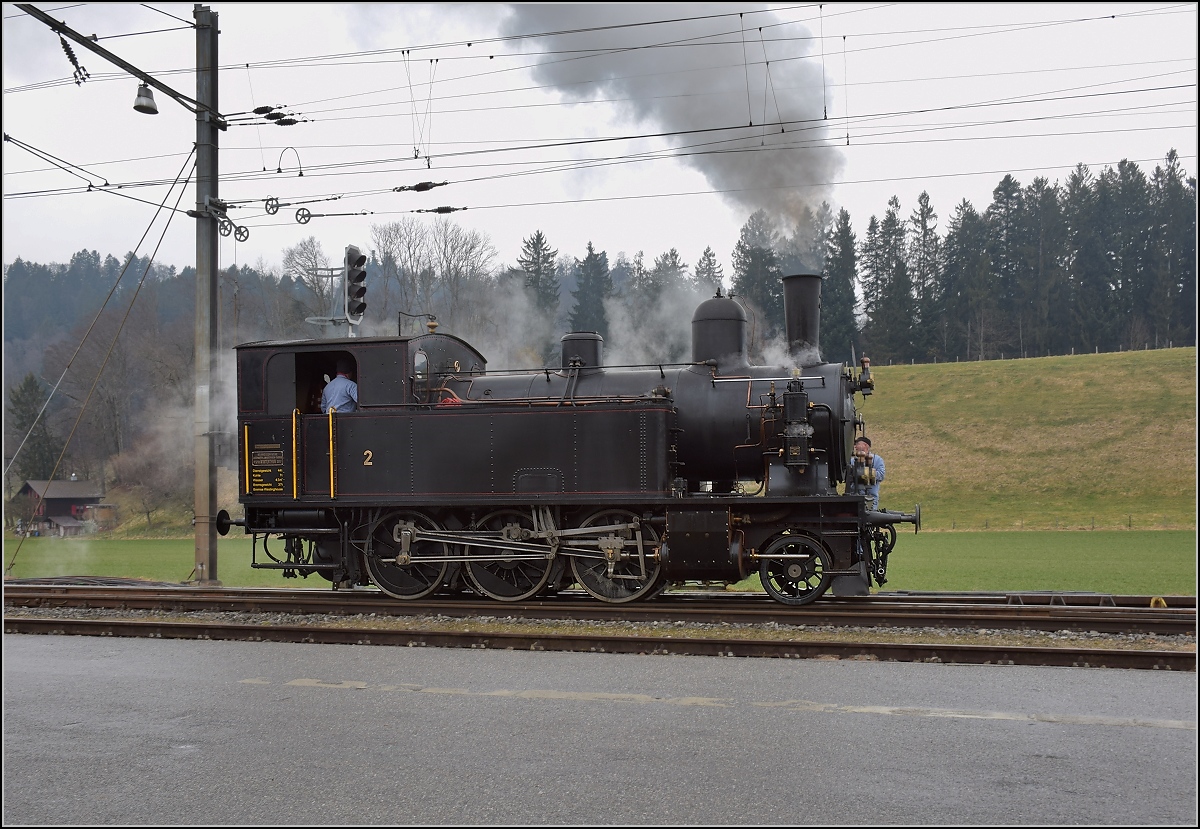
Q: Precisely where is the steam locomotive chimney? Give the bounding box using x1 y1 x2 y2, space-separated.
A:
782 273 822 366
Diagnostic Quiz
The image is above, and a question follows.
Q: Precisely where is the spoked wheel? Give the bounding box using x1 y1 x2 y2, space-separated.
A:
570 509 662 603
464 510 553 602
365 511 450 600
758 534 832 606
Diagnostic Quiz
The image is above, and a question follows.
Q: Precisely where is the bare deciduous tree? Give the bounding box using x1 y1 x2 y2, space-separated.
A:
282 236 333 316
428 217 498 331
370 219 427 320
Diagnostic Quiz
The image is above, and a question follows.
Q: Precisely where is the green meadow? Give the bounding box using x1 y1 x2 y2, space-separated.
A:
864 348 1197 531
4 348 1194 596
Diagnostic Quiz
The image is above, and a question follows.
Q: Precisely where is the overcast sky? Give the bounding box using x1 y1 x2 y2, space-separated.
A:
3 2 1196 283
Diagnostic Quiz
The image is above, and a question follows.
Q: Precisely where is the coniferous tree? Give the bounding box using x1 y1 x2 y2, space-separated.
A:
859 215 884 327
861 197 914 362
623 250 653 303
777 204 835 276
1019 177 1068 357
568 242 612 338
822 208 859 363
812 201 835 266
650 248 688 293
6 373 64 482
1112 159 1154 349
984 174 1024 355
731 209 784 341
1148 149 1197 347
516 230 560 315
941 200 992 360
1062 163 1115 352
907 191 942 359
777 205 815 275
609 250 650 337
693 246 724 294
608 251 636 298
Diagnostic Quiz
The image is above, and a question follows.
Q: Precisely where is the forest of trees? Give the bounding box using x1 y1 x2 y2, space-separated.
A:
3 151 1195 516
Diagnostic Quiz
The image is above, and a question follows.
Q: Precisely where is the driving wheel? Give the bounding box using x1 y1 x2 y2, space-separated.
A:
365 510 450 600
569 509 663 603
464 510 553 602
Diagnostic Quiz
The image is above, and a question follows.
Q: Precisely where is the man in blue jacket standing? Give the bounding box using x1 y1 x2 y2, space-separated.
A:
846 435 885 509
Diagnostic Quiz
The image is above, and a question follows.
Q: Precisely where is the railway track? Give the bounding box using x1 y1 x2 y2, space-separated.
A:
4 582 1195 671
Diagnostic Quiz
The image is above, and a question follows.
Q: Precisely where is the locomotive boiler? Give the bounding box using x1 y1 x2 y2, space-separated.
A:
217 273 919 605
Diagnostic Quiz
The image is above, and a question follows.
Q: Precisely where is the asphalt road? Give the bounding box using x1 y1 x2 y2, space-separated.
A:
3 634 1196 825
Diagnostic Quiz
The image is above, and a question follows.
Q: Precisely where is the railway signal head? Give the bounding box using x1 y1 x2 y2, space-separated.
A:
344 244 368 323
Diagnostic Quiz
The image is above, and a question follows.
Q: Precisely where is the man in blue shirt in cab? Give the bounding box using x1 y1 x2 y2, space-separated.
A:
321 357 358 413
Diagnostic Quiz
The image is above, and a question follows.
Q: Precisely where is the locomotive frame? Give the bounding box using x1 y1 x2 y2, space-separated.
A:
218 273 918 606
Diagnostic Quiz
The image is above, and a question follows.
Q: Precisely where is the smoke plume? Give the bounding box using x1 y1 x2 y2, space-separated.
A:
498 4 844 227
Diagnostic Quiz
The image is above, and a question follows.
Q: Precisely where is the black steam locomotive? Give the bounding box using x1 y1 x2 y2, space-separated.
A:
217 273 918 605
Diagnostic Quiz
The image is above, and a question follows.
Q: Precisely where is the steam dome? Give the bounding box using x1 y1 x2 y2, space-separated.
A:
691 295 747 367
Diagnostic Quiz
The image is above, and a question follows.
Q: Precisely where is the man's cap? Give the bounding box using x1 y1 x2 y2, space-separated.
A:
336 356 353 375
854 436 871 447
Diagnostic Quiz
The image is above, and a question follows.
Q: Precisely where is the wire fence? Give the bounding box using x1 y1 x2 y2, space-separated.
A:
929 515 1194 531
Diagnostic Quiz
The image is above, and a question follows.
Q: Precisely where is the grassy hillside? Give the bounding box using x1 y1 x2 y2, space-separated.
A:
862 347 1197 531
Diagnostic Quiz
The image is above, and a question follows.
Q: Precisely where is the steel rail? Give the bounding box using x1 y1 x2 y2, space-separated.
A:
3 615 1192 671
4 584 1195 636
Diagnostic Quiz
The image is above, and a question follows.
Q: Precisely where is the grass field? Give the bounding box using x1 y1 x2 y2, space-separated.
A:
4 530 1195 597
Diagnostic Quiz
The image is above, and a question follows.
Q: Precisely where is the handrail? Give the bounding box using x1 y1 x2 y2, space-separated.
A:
243 424 250 495
291 409 300 500
327 407 336 498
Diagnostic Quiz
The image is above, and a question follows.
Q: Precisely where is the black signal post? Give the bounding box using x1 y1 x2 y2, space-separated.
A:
344 244 368 335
